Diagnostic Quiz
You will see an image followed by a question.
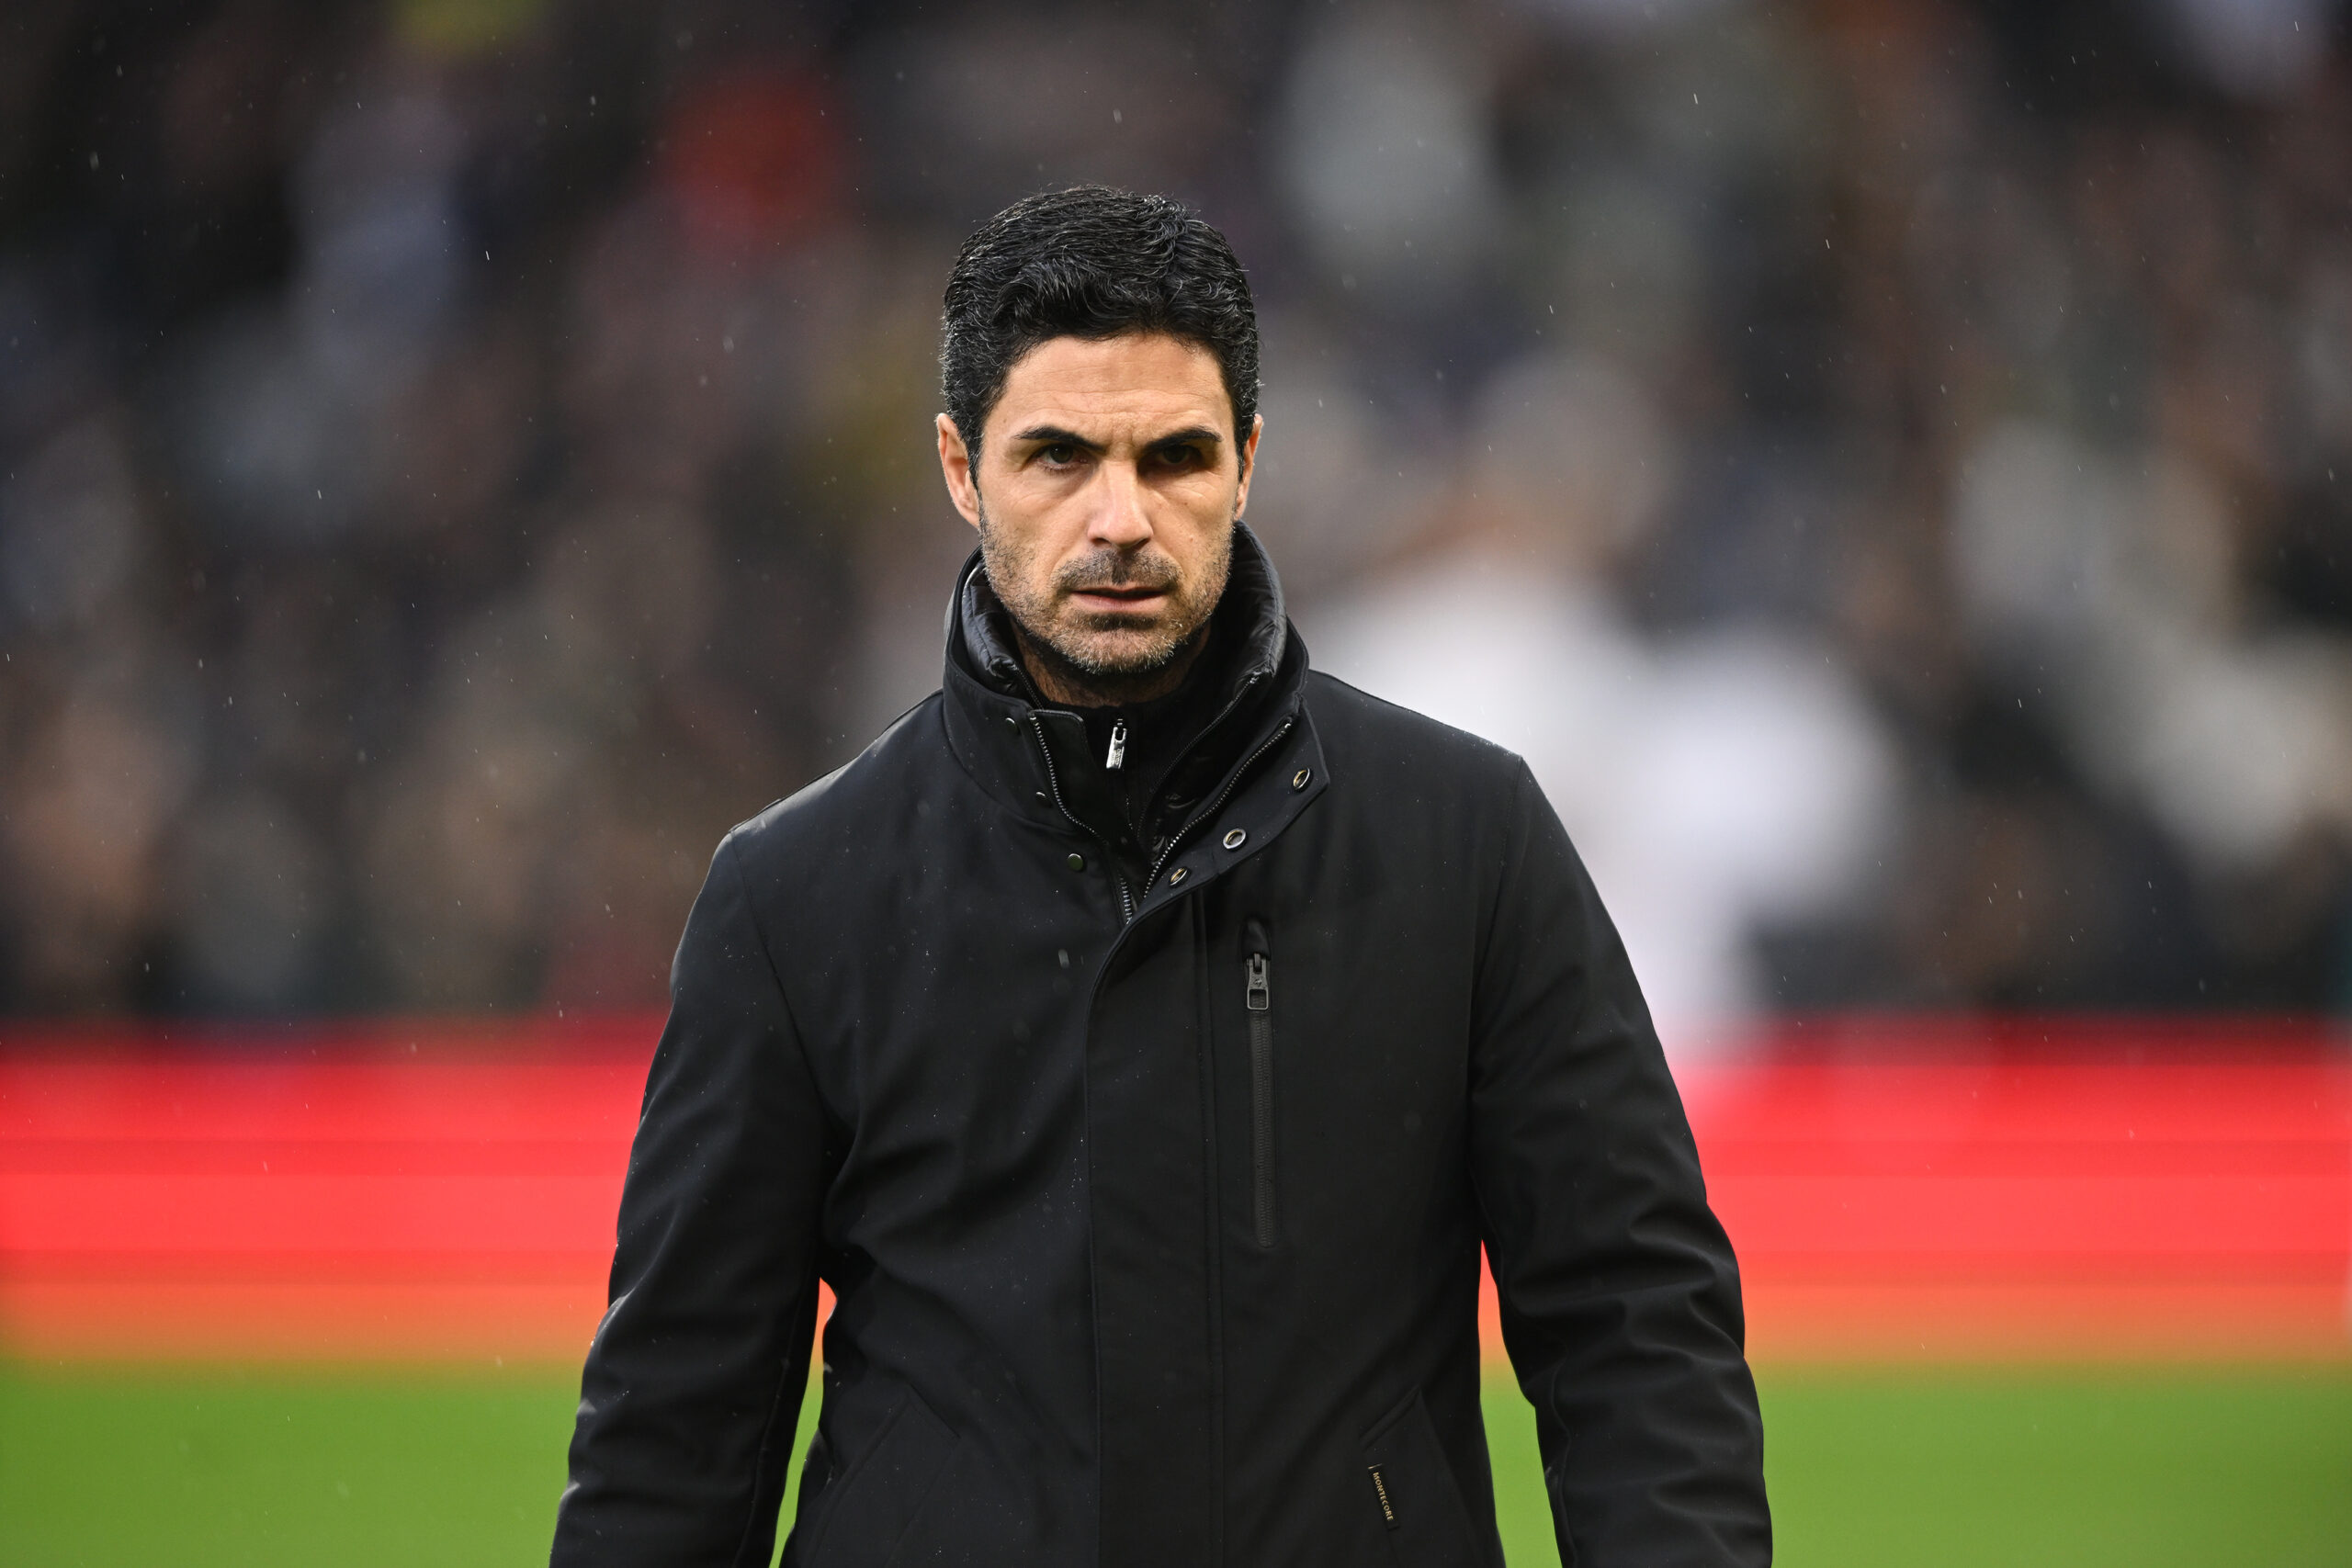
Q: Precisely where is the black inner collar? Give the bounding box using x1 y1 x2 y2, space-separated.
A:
949 524 1295 863
1062 621 1232 847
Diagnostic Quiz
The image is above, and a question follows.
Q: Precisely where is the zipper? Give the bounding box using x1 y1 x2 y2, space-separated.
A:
1105 719 1127 771
1027 713 1136 920
1245 933 1275 1248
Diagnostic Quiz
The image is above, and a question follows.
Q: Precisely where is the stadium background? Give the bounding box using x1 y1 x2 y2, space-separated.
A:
1 0 2347 1562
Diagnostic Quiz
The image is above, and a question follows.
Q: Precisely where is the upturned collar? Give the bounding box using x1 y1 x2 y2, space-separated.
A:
937 524 1318 897
947 521 1291 706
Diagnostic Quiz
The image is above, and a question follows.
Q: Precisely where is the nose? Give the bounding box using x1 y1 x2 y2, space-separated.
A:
1088 459 1154 548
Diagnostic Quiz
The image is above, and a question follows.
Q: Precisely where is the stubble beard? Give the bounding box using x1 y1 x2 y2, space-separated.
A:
976 500 1233 690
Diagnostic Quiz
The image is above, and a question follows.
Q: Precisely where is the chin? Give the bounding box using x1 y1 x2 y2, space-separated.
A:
1058 629 1184 678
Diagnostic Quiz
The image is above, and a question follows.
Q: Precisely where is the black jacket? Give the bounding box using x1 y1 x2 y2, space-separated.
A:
552 527 1769 1567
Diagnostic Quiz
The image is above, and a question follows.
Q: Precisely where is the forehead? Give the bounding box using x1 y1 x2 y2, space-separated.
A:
987 333 1232 441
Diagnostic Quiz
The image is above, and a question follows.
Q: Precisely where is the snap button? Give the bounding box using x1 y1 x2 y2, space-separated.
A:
1291 768 1311 791
1035 791 1050 805
1004 714 1020 730
1169 867 1189 886
1066 852 1086 871
1222 829 1247 851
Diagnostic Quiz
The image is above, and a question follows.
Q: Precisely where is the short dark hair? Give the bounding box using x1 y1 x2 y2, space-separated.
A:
941 186 1259 458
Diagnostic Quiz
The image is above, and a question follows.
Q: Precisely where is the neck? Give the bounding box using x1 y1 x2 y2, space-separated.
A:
1012 621 1212 708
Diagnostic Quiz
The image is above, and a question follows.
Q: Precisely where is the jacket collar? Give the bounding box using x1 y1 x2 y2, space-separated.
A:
939 524 1313 852
946 521 1291 706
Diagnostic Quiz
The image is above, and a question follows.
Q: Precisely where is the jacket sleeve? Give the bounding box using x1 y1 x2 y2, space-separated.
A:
550 832 836 1568
1466 760 1770 1567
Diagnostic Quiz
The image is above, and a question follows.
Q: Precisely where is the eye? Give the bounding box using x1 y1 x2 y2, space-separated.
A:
1151 443 1204 469
1037 442 1081 468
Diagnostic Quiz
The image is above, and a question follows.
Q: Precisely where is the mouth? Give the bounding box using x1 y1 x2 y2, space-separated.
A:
1069 584 1170 614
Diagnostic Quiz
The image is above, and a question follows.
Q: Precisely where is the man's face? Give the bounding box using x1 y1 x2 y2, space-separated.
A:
937 333 1260 694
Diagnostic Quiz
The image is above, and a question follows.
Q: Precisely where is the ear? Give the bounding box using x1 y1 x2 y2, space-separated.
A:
937 414 983 530
1232 412 1264 520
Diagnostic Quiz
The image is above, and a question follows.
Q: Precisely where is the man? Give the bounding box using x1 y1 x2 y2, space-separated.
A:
551 186 1769 1567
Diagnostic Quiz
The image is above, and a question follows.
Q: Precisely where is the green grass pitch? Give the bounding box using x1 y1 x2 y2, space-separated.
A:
3 1360 2346 1565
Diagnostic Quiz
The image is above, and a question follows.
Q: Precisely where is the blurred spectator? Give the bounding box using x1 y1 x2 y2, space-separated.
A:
1307 352 1894 1051
1 0 2349 1021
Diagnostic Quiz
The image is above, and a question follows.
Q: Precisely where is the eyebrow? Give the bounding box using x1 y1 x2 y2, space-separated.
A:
1011 423 1226 451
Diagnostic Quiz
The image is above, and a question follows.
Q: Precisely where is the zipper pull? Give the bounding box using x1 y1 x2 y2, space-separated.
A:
1105 719 1127 771
1245 953 1270 1011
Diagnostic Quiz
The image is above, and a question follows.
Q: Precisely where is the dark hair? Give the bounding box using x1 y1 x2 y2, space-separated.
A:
941 186 1259 457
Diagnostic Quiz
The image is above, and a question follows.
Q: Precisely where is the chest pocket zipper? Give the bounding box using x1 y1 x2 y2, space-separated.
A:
1245 938 1276 1249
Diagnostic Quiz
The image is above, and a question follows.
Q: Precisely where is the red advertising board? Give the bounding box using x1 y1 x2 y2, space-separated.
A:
3 1016 2346 1362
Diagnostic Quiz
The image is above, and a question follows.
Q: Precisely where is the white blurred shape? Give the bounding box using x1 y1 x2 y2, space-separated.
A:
1470 353 1672 570
2123 630 2352 865
1308 551 1893 1055
1246 315 1445 589
179 307 362 543
293 93 468 387
1278 12 1504 301
1950 417 2352 871
1505 0 1742 38
1950 419 2122 650
1631 633 1895 923
2149 0 2344 99
170 90 470 546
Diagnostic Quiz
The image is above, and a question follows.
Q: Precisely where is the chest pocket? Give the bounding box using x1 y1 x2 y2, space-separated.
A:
1361 1386 1486 1568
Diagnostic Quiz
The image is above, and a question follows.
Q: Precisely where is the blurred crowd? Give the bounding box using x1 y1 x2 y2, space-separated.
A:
2 0 2348 1035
